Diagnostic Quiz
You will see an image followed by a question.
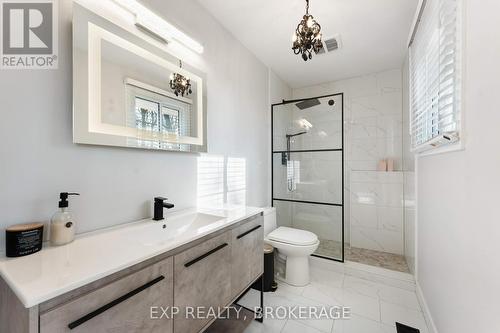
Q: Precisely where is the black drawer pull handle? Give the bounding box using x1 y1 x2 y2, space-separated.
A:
68 275 165 330
184 243 228 267
237 225 262 239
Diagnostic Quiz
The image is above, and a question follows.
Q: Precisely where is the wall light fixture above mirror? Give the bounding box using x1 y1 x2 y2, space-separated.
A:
113 0 204 54
73 2 207 153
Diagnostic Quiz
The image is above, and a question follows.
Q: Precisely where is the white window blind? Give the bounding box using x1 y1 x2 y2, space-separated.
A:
197 155 225 207
197 155 247 207
409 0 461 150
227 158 246 205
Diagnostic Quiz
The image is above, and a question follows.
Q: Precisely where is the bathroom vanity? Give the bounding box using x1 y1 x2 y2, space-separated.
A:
0 207 264 333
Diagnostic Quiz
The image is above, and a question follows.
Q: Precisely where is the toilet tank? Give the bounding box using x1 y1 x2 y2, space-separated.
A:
262 207 277 237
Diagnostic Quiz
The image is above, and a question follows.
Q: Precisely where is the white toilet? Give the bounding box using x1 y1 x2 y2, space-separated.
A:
263 207 319 286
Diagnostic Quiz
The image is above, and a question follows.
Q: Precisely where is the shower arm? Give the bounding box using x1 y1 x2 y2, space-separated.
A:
286 131 307 160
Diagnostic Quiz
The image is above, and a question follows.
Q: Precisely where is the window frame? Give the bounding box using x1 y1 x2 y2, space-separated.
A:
126 83 192 151
408 0 465 157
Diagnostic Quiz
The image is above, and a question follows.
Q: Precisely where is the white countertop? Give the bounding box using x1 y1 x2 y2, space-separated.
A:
0 206 263 308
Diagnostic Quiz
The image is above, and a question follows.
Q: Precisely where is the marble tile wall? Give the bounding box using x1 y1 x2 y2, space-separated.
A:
274 200 343 244
293 70 403 170
292 69 405 255
350 171 404 255
272 151 343 205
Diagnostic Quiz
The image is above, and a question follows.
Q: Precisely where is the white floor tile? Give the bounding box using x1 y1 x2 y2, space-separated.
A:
281 290 337 309
380 301 428 333
292 317 335 333
239 258 428 333
275 281 305 297
243 318 287 333
333 315 395 333
301 282 344 306
238 289 261 309
310 267 345 289
264 291 302 308
281 320 325 333
378 285 421 310
342 275 383 298
342 290 381 322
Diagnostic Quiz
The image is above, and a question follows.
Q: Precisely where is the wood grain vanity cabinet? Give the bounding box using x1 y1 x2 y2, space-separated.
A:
39 257 173 333
231 215 264 297
0 213 263 333
173 231 232 333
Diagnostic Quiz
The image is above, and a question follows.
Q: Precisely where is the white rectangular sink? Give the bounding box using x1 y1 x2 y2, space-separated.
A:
125 212 227 246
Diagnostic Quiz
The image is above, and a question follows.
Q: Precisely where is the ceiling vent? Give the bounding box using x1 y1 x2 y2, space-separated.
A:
316 34 342 55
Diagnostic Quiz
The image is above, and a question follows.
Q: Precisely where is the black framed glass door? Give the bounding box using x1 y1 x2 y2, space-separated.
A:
271 93 344 262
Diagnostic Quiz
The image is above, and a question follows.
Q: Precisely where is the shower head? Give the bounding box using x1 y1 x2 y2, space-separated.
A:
295 98 321 110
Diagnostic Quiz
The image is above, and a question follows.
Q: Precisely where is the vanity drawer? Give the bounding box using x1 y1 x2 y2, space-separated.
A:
39 258 173 333
231 215 264 297
173 231 232 333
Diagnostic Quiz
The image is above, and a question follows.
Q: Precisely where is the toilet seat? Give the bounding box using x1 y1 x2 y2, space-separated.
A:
267 227 318 246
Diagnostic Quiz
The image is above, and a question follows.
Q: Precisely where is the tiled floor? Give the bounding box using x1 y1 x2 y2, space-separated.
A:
345 247 409 273
236 266 428 333
315 239 343 259
316 240 410 273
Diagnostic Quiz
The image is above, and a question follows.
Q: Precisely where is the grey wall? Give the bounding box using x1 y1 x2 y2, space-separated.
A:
416 1 500 332
267 69 292 204
0 0 272 248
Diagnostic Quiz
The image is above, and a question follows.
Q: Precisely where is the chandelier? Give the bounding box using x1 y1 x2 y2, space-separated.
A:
292 0 323 61
169 60 192 97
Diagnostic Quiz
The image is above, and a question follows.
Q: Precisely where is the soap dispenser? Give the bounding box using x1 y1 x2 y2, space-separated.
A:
50 192 79 246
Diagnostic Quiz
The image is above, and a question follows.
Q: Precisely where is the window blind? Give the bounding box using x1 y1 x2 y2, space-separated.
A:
409 0 461 150
197 155 247 207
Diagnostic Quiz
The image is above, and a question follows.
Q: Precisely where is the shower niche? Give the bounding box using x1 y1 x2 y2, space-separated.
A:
272 94 344 261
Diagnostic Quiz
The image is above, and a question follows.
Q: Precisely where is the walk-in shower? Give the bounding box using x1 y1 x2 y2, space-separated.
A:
272 93 344 262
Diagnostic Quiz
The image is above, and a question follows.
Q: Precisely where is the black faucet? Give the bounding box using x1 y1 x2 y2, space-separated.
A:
153 197 175 221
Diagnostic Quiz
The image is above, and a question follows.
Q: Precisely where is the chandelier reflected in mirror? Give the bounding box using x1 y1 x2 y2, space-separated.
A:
169 60 192 97
292 0 323 61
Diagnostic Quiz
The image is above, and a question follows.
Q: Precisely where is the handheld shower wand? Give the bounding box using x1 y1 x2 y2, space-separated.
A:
283 131 307 191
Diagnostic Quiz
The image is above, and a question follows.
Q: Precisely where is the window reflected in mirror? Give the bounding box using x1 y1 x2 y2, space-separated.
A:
126 81 192 151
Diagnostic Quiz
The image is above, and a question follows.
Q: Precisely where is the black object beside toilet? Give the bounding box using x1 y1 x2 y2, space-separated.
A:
252 244 277 292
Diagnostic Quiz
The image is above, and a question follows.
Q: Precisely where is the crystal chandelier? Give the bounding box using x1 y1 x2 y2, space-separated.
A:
169 60 192 97
292 0 323 61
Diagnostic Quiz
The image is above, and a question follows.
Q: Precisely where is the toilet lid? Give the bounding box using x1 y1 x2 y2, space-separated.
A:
267 227 318 246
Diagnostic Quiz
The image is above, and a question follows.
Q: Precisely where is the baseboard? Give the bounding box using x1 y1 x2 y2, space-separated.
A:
415 282 438 333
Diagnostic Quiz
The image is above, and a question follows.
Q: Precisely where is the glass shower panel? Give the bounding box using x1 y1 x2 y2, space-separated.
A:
272 151 342 204
272 93 344 261
273 200 343 260
273 94 343 152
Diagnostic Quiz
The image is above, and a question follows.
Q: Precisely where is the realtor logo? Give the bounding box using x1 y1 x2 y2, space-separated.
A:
1 0 58 69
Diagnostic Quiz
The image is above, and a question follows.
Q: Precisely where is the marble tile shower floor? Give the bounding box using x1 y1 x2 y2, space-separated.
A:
315 239 409 273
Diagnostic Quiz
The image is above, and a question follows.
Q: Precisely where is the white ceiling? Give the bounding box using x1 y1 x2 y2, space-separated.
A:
197 0 419 88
